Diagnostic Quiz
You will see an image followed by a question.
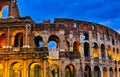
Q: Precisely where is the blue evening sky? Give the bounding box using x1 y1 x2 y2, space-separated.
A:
3 0 120 34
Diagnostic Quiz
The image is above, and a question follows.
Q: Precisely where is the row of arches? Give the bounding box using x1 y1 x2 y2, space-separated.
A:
0 31 23 48
34 35 59 48
0 62 75 77
0 62 119 77
73 41 120 61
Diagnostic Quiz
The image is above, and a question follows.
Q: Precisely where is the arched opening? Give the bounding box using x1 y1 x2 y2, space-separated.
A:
67 41 70 51
49 64 59 77
48 35 60 49
113 48 117 61
94 66 100 77
101 44 105 59
112 39 115 45
107 45 112 60
119 68 120 77
115 68 117 77
28 63 42 77
2 6 9 18
0 33 6 48
92 43 99 58
84 42 90 57
83 33 89 40
103 67 107 77
65 64 75 77
73 40 80 52
10 62 22 77
34 36 43 47
109 67 113 77
84 65 91 77
117 48 119 61
14 32 23 47
0 63 3 77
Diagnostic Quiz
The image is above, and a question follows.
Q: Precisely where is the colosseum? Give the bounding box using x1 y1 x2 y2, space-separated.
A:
0 0 119 77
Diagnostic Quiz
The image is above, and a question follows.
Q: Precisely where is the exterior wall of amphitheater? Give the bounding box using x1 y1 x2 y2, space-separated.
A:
0 17 119 77
0 0 120 77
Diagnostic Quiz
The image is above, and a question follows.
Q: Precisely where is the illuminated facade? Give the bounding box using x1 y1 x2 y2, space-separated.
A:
0 0 120 77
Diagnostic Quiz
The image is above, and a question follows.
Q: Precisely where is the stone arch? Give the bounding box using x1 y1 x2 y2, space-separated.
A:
94 66 101 77
83 32 89 40
0 32 6 48
65 64 75 77
113 48 117 61
84 42 90 57
11 30 23 47
84 65 91 77
92 42 99 58
73 40 81 52
28 62 42 77
14 32 23 47
107 45 112 60
117 48 119 61
48 35 60 48
103 67 107 77
34 36 43 47
1 6 9 18
0 63 3 77
115 68 117 77
109 67 113 77
0 0 20 18
49 64 59 77
101 44 105 59
10 62 22 77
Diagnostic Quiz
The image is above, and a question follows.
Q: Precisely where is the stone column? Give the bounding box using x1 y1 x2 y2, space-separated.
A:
91 65 94 77
42 32 49 47
43 60 47 77
7 27 11 48
107 67 110 77
4 60 9 77
105 46 108 60
24 24 31 47
23 60 27 77
67 38 75 51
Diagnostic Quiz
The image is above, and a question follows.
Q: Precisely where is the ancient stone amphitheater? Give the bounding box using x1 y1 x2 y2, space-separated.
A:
0 0 119 77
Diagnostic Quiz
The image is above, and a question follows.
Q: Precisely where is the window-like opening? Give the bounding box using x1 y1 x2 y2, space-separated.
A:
115 68 117 77
92 25 95 30
113 48 117 61
0 33 6 48
14 33 23 47
101 44 105 59
34 36 43 47
28 63 41 77
2 6 9 18
10 62 22 77
107 45 112 60
83 33 89 40
84 65 91 77
48 35 60 49
117 48 119 61
94 66 101 77
84 42 90 57
0 63 3 77
74 22 77 28
103 67 107 77
48 41 57 48
109 68 113 77
65 64 75 77
49 64 59 77
73 41 80 52
112 39 115 45
92 43 99 58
